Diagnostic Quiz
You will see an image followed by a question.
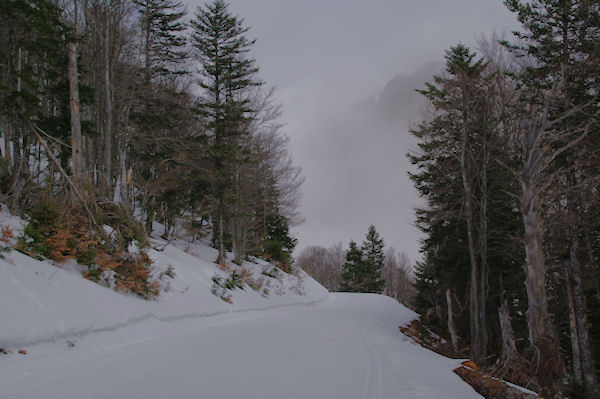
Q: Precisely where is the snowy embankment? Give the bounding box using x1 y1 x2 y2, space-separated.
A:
0 208 328 349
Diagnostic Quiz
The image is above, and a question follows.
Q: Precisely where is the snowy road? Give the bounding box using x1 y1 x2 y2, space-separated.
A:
0 293 480 399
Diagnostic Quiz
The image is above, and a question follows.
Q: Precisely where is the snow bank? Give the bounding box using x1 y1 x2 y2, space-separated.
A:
0 210 328 348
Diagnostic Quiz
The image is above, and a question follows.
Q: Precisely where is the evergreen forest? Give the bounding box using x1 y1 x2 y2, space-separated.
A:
409 1 600 397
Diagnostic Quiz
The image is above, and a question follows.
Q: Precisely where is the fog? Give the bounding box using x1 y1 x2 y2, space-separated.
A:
185 0 520 262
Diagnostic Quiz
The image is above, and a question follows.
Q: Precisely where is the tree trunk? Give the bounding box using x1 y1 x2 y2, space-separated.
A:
565 266 583 384
521 188 552 348
104 0 112 188
68 40 83 180
565 172 600 397
498 299 517 362
119 147 128 205
479 130 489 357
460 106 483 363
217 197 226 265
518 120 563 397
446 288 458 354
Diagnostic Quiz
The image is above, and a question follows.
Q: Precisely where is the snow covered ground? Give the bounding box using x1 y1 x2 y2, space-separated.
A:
0 207 480 398
0 294 479 399
0 206 328 349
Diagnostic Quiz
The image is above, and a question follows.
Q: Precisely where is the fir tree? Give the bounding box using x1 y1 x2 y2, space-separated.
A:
341 240 363 293
341 226 385 294
133 0 187 83
360 225 385 294
190 0 260 264
263 214 297 266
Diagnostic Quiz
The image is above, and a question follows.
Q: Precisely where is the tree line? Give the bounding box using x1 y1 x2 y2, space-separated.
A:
409 1 599 397
298 225 416 305
0 0 301 270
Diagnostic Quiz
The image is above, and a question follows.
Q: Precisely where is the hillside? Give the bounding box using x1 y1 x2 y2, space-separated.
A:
0 207 328 349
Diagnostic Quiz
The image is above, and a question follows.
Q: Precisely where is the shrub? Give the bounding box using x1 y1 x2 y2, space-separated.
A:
88 252 159 299
18 197 159 300
98 203 148 250
0 225 13 258
159 265 176 280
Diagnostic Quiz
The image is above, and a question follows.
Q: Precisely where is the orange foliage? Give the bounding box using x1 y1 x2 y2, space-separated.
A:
219 263 230 272
240 268 252 279
46 228 75 263
453 365 538 399
276 262 292 274
39 207 158 299
90 252 159 299
462 360 479 372
0 226 13 243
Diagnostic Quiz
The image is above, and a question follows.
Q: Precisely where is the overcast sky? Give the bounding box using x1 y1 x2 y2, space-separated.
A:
185 0 521 262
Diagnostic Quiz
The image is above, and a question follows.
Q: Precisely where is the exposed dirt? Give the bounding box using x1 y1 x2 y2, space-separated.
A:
399 319 540 399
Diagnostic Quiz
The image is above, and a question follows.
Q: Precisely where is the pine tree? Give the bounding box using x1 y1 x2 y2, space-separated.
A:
341 240 363 293
263 214 297 266
190 0 260 264
341 226 385 294
360 225 385 294
133 0 187 83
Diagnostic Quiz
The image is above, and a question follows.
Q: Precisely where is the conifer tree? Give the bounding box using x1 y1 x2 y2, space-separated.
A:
341 226 385 294
190 0 260 264
133 0 187 83
341 240 363 293
361 225 385 294
262 214 297 266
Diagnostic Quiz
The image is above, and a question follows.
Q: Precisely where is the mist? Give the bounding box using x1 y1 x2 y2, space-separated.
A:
184 0 521 262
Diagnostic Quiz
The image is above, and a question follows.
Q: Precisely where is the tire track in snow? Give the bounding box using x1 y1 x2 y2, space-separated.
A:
359 330 384 399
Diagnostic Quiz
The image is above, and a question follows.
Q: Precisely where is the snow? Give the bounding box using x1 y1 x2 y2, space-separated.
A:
0 208 481 398
0 241 328 348
0 208 327 349
0 294 481 399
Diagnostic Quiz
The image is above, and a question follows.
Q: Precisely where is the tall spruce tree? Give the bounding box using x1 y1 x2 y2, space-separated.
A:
341 240 363 293
190 0 260 264
361 225 385 294
133 0 187 83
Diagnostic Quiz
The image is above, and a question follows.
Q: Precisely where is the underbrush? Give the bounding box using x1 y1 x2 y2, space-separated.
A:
16 197 160 299
399 318 542 398
212 264 269 303
211 261 304 304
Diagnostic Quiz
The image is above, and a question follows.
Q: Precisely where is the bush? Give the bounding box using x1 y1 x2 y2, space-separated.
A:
88 252 159 299
98 203 148 250
17 197 66 259
18 197 159 300
0 225 13 258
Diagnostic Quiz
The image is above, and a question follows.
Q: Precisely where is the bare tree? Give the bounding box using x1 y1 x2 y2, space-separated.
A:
382 247 415 306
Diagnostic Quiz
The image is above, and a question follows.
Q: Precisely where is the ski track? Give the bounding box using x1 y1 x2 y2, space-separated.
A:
360 329 385 399
0 293 482 399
